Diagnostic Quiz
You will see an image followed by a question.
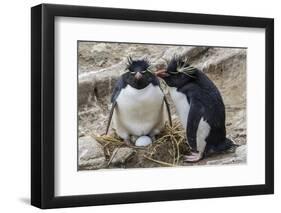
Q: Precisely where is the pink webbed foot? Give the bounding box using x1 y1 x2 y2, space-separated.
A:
183 152 203 162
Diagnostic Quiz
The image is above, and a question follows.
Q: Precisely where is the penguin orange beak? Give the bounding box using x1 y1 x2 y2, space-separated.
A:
135 72 143 80
155 69 169 78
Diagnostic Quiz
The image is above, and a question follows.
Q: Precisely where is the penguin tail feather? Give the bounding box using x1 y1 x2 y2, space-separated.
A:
206 138 239 156
216 138 239 153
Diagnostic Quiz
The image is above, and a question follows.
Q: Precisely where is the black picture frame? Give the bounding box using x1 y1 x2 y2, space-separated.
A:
31 3 274 209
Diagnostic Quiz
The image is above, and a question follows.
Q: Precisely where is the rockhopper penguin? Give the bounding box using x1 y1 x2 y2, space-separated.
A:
155 56 236 162
106 57 172 146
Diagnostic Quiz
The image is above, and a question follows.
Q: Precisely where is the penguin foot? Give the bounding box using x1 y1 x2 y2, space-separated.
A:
183 152 203 162
123 139 132 147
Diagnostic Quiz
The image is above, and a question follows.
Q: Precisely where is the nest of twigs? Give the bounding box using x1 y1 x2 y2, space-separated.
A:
92 120 191 167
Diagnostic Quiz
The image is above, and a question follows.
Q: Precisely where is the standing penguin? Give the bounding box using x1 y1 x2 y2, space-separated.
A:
106 57 172 146
155 56 236 162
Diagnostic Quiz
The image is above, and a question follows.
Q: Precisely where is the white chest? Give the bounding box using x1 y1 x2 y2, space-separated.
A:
115 83 164 135
169 87 211 153
117 83 164 112
169 87 190 129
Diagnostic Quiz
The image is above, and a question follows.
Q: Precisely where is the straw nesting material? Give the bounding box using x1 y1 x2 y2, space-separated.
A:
93 120 191 167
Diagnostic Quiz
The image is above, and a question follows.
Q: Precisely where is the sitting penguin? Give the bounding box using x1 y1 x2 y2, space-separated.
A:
155 56 236 162
106 57 172 146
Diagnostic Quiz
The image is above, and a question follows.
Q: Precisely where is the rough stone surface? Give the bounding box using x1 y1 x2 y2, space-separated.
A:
110 147 135 165
78 136 106 170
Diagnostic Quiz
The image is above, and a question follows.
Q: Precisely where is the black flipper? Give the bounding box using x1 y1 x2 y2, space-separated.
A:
186 100 204 151
111 77 126 103
105 77 126 135
163 95 172 127
105 101 117 135
213 138 238 153
158 80 173 127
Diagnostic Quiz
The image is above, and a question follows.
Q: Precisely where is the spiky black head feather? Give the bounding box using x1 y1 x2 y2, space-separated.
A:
122 57 158 89
158 55 197 88
167 55 194 75
126 57 151 73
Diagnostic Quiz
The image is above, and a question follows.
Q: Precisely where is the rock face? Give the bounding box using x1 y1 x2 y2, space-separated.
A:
78 41 247 169
78 136 106 170
110 147 135 166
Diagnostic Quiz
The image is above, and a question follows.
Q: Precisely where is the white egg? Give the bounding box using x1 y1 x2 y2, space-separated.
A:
135 136 152 147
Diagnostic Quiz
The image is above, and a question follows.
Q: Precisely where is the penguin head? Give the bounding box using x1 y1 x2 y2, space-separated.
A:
156 55 196 88
123 57 156 89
